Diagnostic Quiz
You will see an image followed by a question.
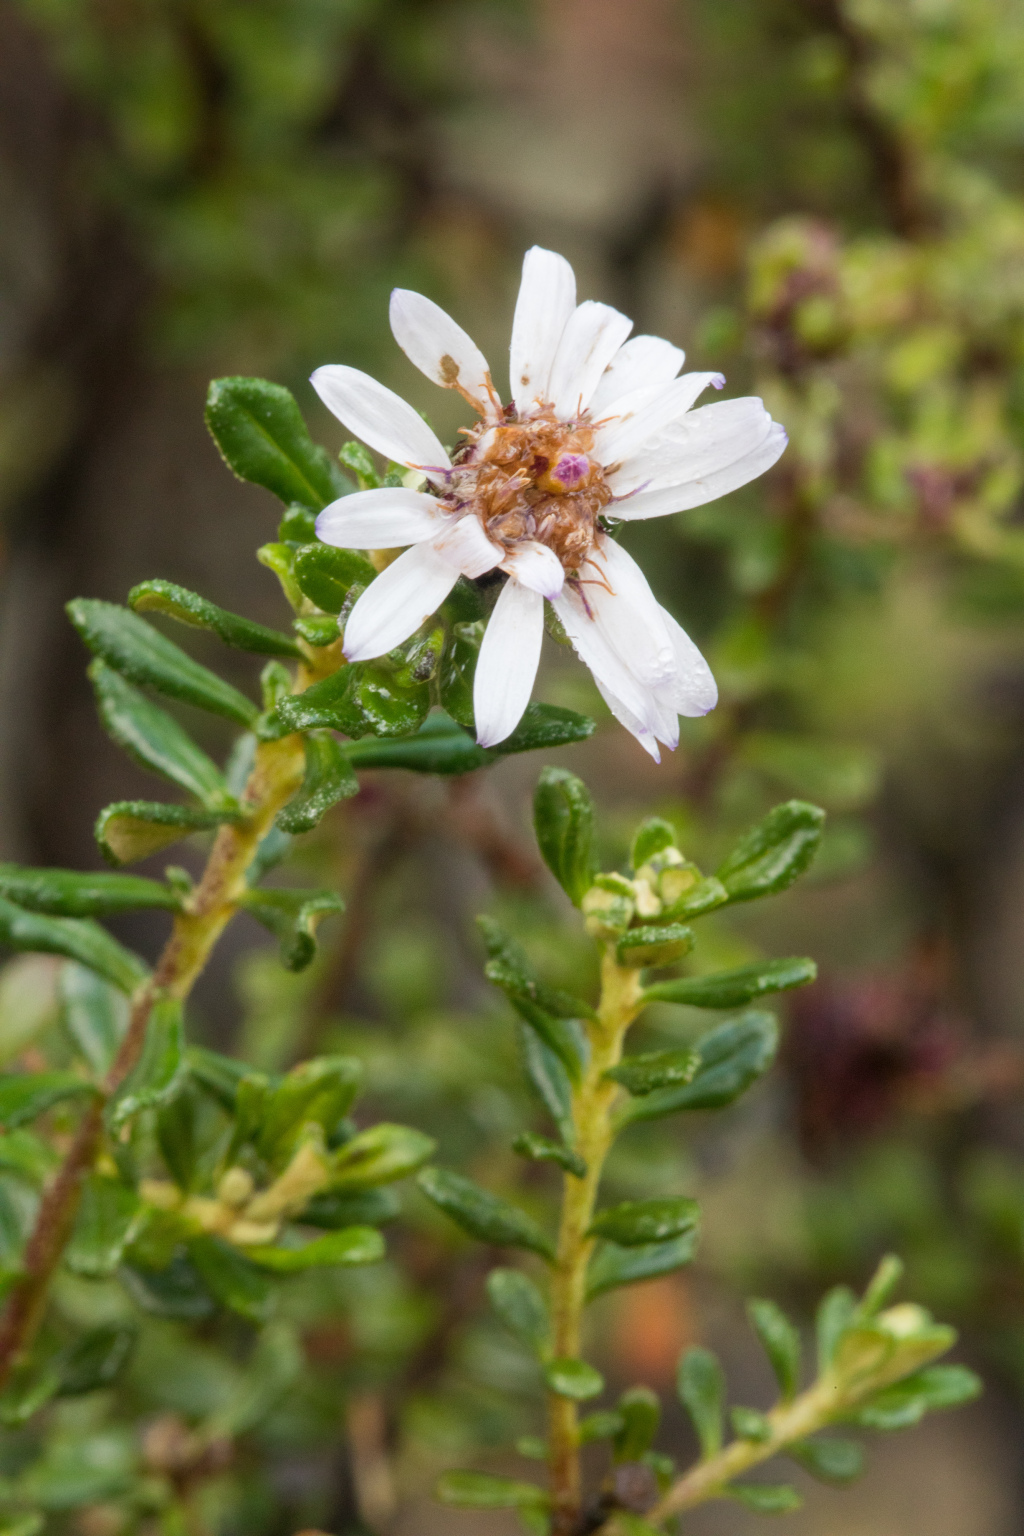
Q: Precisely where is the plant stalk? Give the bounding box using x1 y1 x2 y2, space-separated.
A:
548 948 643 1536
0 731 306 1389
598 1377 842 1532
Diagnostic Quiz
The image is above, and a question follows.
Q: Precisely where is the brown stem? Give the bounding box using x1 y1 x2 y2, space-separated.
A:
0 731 305 1389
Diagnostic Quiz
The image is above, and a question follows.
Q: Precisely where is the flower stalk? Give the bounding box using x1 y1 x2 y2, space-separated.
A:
548 949 644 1536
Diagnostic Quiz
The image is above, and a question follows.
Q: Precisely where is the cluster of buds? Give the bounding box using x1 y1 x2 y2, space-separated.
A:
581 845 729 966
141 1135 333 1247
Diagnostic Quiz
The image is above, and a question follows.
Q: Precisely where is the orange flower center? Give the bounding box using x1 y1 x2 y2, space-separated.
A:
444 408 612 573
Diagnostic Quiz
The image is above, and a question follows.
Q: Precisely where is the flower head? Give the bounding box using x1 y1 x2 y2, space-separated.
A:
311 247 787 760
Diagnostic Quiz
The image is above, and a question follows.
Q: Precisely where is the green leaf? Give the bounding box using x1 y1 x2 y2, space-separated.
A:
332 1124 436 1188
588 1197 700 1247
715 800 825 903
280 504 320 543
245 1226 384 1270
677 1347 724 1458
580 1411 625 1446
586 1231 699 1301
0 1362 61 1426
845 1364 981 1429
0 865 177 919
257 1055 362 1163
157 1084 199 1190
107 997 185 1129
18 1431 135 1506
438 620 483 727
533 767 597 906
816 1286 857 1372
479 916 588 1081
264 651 429 741
730 1406 772 1441
89 659 237 809
613 1386 661 1463
293 614 339 647
616 924 694 969
860 1253 905 1316
519 1026 574 1145
205 376 350 510
500 703 595 756
275 733 358 834
300 1187 400 1229
60 964 126 1076
788 1437 864 1483
0 1181 25 1267
0 897 147 994
238 887 343 972
643 957 816 1009
95 800 238 866
630 818 676 871
617 1012 779 1123
67 599 258 726
0 1130 57 1185
66 1175 144 1277
478 917 595 1021
338 440 380 488
185 1045 248 1111
417 1167 554 1259
747 1298 801 1401
544 1358 604 1400
0 1072 96 1130
56 1325 136 1398
487 1268 550 1356
331 704 594 772
604 1047 700 1097
128 579 300 656
437 1471 548 1509
188 1234 273 1322
662 875 730 920
120 1251 215 1319
293 542 376 611
728 1484 802 1513
208 1320 303 1437
512 1132 586 1178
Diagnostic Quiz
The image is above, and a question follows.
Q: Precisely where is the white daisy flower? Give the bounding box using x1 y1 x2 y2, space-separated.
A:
310 247 787 761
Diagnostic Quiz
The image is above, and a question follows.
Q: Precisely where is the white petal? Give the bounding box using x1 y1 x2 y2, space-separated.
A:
593 676 663 762
316 487 445 548
473 580 544 748
342 542 459 661
552 587 661 735
510 247 576 415
593 372 724 466
433 514 503 578
310 364 451 482
501 539 564 599
580 536 675 688
612 423 788 519
389 289 496 413
547 301 634 421
654 607 718 717
609 397 774 495
589 335 685 417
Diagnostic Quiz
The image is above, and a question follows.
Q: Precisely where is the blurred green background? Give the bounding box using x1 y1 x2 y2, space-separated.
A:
4 0 1024 1532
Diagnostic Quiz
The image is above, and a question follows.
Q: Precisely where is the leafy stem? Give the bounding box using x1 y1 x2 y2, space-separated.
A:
548 949 644 1536
616 1378 840 1526
0 730 306 1389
